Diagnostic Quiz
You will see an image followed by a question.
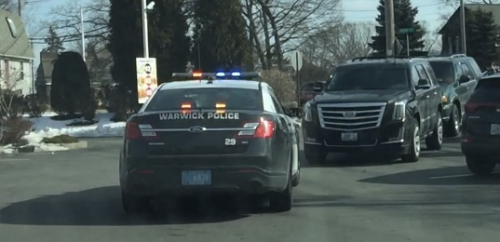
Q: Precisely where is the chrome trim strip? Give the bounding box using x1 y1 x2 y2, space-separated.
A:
304 141 322 145
324 140 377 147
140 127 256 132
317 102 386 131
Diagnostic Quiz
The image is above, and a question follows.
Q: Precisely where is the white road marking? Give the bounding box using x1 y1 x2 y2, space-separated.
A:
430 174 472 179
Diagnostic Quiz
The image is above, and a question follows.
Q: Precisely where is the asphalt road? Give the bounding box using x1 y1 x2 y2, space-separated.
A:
1 137 499 242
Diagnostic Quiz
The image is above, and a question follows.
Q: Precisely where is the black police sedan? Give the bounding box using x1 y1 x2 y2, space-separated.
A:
120 72 301 213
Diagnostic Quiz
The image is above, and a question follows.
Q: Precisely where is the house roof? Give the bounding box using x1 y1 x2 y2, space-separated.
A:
0 9 34 59
439 4 500 34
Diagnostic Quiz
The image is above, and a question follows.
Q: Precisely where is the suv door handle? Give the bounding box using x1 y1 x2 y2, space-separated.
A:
426 95 430 99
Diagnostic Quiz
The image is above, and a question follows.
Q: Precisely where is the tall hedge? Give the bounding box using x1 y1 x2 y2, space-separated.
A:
50 51 91 116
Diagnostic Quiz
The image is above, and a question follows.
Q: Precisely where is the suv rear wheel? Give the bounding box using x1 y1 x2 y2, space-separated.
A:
466 156 496 176
445 104 461 137
425 112 443 150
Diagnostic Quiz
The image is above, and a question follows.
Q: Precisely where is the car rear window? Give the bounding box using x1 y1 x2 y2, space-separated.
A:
145 88 263 111
428 61 455 83
470 78 500 102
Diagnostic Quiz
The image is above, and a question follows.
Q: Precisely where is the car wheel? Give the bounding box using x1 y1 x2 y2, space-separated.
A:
445 104 460 137
292 169 300 187
269 173 292 212
425 111 443 150
305 147 327 166
401 120 420 163
121 191 151 213
466 156 496 176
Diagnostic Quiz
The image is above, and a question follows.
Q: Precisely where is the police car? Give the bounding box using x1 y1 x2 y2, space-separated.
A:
120 72 301 213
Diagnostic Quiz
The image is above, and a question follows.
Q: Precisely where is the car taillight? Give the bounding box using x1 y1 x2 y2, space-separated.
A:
464 102 500 113
253 119 275 138
125 122 141 139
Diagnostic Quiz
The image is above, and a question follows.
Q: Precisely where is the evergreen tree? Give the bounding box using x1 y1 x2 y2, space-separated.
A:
467 9 499 68
148 0 191 81
107 0 142 100
43 26 65 53
369 0 425 56
191 0 250 71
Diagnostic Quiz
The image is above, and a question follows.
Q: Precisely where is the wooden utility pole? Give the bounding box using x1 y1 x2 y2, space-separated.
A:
384 0 395 56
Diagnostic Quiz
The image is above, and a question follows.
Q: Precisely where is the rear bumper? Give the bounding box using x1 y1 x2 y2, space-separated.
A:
461 136 500 158
120 155 288 197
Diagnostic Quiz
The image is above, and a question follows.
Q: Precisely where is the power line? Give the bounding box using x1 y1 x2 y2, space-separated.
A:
342 3 447 12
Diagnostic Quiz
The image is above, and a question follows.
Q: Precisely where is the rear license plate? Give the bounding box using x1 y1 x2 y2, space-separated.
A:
341 132 358 141
490 124 500 135
181 170 212 185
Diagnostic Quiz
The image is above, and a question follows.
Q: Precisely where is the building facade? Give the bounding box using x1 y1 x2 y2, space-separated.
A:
0 9 35 95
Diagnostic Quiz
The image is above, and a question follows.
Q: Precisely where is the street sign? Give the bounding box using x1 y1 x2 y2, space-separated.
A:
136 57 158 104
288 51 303 71
398 28 415 34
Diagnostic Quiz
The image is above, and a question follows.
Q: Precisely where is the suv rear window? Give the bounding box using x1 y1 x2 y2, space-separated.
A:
429 61 454 83
145 88 262 111
470 78 500 102
325 64 409 91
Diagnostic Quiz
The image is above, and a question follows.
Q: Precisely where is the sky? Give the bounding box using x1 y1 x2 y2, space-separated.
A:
22 0 456 69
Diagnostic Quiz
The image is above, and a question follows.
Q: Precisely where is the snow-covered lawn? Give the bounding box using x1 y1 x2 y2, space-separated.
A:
0 112 125 154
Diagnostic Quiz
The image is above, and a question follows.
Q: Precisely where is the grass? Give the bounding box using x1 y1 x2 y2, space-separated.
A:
42 134 79 144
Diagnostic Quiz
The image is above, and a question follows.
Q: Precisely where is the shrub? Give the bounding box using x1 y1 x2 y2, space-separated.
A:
0 91 27 120
50 51 91 115
0 118 33 145
24 94 49 118
42 134 79 144
260 70 297 104
82 88 98 121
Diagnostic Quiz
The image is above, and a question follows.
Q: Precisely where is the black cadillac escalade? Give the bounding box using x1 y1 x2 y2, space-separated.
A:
302 56 444 165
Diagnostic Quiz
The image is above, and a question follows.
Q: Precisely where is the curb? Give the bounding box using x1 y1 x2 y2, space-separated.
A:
59 141 88 150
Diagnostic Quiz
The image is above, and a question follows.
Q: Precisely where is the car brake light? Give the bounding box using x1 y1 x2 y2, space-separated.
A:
125 122 141 139
465 102 500 113
253 119 275 138
181 102 191 109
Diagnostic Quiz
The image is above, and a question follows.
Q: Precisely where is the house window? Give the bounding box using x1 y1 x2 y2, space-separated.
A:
5 17 17 38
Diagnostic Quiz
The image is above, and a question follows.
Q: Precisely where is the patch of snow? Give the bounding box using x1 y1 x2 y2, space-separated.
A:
1 111 125 154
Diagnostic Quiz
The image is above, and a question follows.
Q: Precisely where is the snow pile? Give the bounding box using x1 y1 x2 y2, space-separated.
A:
0 112 125 154
30 112 125 138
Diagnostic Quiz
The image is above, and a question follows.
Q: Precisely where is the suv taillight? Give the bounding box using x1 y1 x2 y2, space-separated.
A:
125 122 141 139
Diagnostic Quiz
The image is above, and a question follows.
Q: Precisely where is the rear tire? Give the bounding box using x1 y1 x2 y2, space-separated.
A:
269 173 292 212
121 191 151 213
466 156 496 176
425 111 443 150
401 120 420 163
445 104 461 137
305 147 327 166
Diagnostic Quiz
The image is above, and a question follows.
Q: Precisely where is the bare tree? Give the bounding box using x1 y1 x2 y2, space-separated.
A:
242 0 342 70
41 0 109 46
0 69 24 120
0 0 15 12
300 22 374 68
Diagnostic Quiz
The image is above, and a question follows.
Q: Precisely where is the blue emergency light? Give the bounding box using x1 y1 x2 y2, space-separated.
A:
172 72 261 80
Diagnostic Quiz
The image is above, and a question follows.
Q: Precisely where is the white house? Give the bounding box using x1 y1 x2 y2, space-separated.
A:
0 9 34 95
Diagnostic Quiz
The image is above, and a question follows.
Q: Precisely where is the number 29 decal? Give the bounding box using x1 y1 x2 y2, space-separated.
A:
225 138 236 145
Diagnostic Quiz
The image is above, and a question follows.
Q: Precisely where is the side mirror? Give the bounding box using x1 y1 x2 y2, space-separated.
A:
459 75 470 84
416 79 430 89
286 107 301 117
312 82 324 92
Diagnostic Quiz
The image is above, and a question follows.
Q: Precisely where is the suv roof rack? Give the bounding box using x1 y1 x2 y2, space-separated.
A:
349 55 426 62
